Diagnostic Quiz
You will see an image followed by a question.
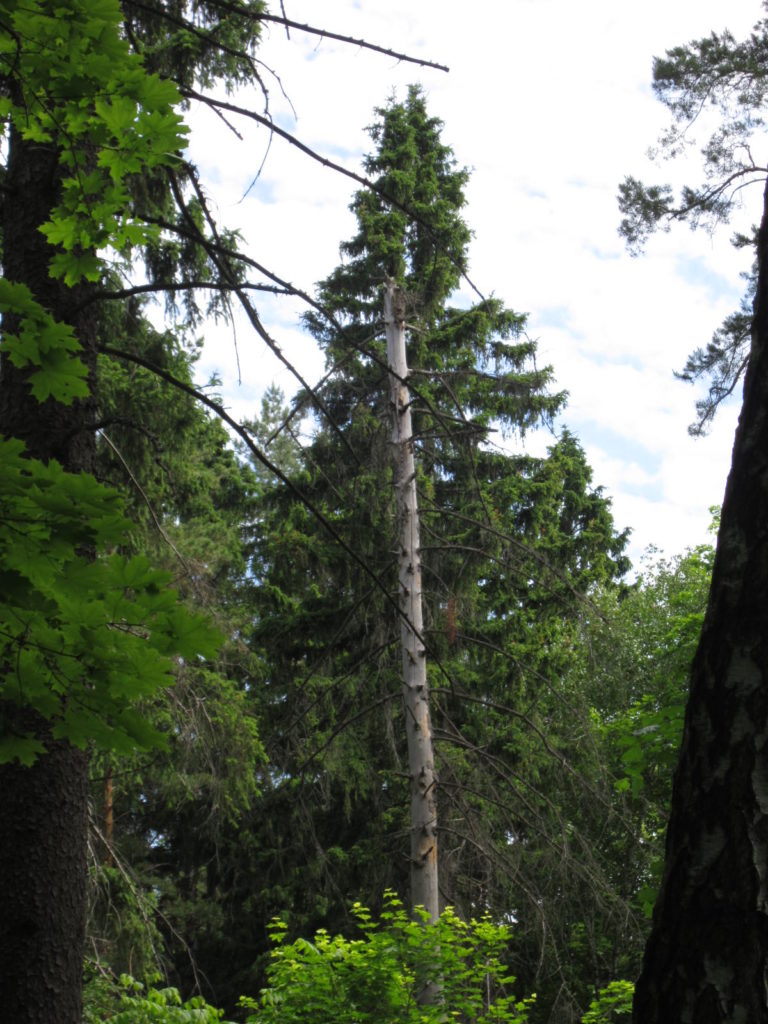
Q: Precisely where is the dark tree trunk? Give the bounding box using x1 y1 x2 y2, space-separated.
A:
0 717 90 1024
633 179 768 1021
0 119 98 1023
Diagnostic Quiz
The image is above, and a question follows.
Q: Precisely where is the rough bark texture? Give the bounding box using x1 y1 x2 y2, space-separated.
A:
633 179 768 1022
385 281 439 923
0 121 98 1023
0 716 90 1024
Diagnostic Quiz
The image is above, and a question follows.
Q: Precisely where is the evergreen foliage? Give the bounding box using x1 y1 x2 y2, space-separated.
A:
0 2 728 1020
236 87 631 1023
83 325 265 995
618 8 768 432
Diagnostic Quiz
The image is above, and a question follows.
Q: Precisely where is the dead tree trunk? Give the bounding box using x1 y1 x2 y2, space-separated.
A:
384 280 439 923
632 178 768 1021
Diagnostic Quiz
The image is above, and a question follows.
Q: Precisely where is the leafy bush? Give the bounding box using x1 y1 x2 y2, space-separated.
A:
241 892 534 1024
84 975 231 1023
581 980 634 1023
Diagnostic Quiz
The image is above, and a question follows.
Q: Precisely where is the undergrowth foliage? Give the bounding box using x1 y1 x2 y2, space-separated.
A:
241 893 535 1024
84 975 231 1023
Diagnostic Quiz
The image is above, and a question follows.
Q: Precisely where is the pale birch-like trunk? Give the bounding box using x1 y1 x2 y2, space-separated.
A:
384 280 439 923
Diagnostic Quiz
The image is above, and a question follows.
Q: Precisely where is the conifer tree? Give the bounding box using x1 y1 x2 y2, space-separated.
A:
0 5 450 1019
242 88 630 1018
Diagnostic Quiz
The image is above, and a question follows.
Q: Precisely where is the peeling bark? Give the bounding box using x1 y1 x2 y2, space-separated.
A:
384 281 439 923
633 180 768 1022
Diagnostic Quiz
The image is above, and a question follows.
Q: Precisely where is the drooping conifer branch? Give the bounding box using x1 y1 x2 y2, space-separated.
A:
137 205 484 458
165 167 364 468
100 343 431 655
177 86 487 304
78 280 293 307
254 10 450 72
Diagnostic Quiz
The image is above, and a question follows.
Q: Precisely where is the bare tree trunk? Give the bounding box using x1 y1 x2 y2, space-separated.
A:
384 280 439 923
632 179 768 1021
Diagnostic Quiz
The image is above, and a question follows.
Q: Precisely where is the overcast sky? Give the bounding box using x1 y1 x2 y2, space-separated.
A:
184 0 765 568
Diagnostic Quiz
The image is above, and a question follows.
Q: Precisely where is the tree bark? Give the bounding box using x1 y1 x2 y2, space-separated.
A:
633 178 768 1022
0 717 90 1024
0 120 98 1023
384 280 439 923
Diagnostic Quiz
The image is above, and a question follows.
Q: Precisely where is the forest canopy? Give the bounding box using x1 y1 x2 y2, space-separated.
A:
0 3 765 1024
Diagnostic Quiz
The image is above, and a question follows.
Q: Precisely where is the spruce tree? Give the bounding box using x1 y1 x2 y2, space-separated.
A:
0 5 452 1018
242 88 630 1018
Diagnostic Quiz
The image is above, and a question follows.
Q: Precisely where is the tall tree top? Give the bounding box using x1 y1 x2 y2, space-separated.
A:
307 85 470 331
304 86 563 441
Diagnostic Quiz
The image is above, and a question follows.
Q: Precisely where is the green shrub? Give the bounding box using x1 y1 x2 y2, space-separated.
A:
581 980 634 1023
85 975 232 1023
241 892 534 1024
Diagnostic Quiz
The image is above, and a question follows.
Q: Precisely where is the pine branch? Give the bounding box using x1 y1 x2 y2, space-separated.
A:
293 691 401 776
416 488 606 614
97 429 193 577
123 0 266 92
